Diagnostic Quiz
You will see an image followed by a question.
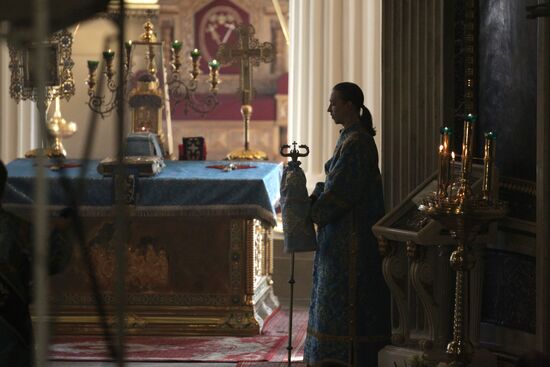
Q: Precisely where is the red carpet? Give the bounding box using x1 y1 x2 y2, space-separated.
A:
238 363 307 367
261 308 308 362
49 308 308 362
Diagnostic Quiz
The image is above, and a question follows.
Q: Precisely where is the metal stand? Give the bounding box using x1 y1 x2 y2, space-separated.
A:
280 141 310 366
287 252 296 366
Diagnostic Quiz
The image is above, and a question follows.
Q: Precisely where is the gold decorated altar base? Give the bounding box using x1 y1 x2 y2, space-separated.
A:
42 209 279 336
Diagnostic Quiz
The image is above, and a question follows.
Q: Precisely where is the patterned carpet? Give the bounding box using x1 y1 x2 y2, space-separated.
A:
48 307 308 363
261 308 308 362
237 363 307 367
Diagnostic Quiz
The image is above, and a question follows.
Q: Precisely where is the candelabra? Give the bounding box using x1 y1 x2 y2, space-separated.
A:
86 19 221 119
167 40 220 115
419 114 507 367
85 47 122 119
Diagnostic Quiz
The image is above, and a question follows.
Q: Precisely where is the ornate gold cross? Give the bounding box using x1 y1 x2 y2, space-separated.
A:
217 23 275 160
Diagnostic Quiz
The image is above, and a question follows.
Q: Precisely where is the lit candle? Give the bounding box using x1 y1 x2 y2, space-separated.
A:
437 145 449 198
450 151 456 198
438 126 452 198
482 132 497 201
451 151 456 174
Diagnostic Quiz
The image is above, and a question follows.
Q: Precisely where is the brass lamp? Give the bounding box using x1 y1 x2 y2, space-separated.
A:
46 97 77 157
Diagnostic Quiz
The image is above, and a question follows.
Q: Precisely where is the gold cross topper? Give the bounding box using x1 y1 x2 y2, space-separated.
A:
216 23 274 105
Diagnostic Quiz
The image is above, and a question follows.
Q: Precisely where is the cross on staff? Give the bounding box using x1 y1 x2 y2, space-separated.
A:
217 23 275 160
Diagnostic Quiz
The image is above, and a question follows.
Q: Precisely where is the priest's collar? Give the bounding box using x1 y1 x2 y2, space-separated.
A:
339 121 362 135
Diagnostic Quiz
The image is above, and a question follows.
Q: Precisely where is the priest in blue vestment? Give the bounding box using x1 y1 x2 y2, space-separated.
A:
304 82 391 366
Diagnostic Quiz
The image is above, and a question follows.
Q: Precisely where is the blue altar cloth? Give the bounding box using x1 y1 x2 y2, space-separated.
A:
3 159 282 224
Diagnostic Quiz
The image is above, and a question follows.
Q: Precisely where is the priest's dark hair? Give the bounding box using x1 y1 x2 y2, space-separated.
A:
333 82 376 136
0 160 6 198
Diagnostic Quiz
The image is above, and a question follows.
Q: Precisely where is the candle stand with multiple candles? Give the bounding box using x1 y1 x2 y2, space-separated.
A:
419 114 507 366
85 19 221 119
85 19 221 157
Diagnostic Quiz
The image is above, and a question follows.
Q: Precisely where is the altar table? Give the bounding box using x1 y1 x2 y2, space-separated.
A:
3 159 282 336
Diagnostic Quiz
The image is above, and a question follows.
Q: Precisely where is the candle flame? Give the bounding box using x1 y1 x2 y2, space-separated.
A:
451 151 455 159
439 145 444 152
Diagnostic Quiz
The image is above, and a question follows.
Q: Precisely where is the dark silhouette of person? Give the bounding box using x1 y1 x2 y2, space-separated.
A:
0 160 72 366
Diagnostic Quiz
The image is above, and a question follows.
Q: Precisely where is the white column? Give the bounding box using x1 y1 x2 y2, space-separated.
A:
288 0 382 191
0 40 37 163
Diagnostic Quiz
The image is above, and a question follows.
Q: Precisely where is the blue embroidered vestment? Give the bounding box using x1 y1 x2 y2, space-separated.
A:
304 122 391 366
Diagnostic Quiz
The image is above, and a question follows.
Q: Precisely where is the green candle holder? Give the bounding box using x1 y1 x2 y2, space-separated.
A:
440 126 453 135
172 40 183 51
87 60 99 73
102 49 115 61
208 59 220 70
190 48 201 60
465 113 477 123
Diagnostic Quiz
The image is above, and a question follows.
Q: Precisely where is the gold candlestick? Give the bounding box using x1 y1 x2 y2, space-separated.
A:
102 49 115 80
208 59 220 93
450 151 457 199
456 114 476 211
482 132 497 202
124 41 132 71
438 127 452 198
172 40 182 73
190 48 201 81
86 60 99 91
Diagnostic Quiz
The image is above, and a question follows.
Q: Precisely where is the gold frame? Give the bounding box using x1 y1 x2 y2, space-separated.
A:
9 28 75 104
